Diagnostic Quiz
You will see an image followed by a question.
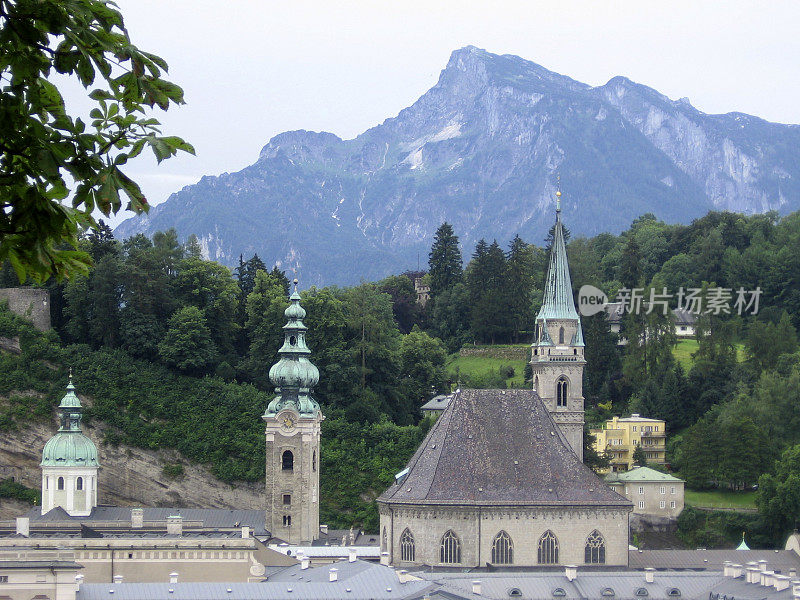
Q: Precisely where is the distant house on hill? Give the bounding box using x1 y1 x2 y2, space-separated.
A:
603 302 696 343
606 466 684 522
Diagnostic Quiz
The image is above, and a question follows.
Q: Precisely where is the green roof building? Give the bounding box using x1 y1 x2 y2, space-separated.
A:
40 375 99 517
606 467 685 520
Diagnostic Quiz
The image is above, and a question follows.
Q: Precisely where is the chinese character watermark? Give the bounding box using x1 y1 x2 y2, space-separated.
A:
578 285 762 317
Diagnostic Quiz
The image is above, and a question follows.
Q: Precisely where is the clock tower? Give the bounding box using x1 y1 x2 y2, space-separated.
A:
263 280 323 544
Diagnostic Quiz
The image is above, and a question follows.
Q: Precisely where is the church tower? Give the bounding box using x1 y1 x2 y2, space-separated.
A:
41 374 99 516
263 281 323 544
531 189 586 460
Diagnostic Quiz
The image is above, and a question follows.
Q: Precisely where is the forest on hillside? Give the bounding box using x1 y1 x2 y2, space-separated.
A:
2 209 800 543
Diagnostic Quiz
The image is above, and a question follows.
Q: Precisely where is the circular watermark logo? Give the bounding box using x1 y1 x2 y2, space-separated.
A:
578 285 609 316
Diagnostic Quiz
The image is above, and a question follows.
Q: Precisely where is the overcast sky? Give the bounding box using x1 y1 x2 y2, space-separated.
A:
92 0 800 228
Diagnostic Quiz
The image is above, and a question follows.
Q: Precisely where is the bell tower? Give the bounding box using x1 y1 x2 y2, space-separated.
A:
530 188 586 460
263 280 323 544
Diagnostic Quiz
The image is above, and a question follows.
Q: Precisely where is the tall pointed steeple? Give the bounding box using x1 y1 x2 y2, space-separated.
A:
537 188 580 322
530 184 586 460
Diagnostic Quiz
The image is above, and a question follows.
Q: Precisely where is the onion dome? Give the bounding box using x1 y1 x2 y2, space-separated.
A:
41 375 99 467
263 280 321 418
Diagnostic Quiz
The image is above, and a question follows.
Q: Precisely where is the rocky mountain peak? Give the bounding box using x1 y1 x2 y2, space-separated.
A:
116 48 800 285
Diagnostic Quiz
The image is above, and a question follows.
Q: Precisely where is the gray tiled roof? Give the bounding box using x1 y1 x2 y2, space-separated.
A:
629 549 800 571
421 394 453 411
76 560 436 600
21 506 268 537
378 389 632 507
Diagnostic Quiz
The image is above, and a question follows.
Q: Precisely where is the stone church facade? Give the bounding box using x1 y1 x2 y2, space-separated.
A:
378 194 632 568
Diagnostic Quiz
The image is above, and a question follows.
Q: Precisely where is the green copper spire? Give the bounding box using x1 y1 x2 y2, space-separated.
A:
41 373 99 467
536 188 580 322
263 280 321 418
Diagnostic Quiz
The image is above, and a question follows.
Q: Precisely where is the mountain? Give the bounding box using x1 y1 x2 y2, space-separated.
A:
115 46 800 285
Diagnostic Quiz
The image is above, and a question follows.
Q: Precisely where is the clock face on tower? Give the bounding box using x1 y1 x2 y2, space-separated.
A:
280 413 296 431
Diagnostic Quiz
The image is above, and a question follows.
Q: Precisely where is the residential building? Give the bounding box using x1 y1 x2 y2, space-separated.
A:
606 467 685 520
591 415 667 472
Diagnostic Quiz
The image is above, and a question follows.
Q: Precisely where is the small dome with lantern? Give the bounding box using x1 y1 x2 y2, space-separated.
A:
41 376 99 468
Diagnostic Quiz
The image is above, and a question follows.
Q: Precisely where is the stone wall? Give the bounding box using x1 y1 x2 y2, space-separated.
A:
0 422 264 518
380 504 630 567
458 346 529 360
0 287 51 331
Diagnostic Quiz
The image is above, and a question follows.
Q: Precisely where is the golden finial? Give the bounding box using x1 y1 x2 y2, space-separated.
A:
293 278 299 293
556 174 562 214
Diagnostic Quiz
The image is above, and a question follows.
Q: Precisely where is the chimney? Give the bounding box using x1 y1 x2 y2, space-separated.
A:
380 552 390 566
166 515 182 536
645 568 655 583
792 581 800 600
15 517 29 537
169 573 178 584
565 565 578 582
761 571 775 587
131 508 144 528
113 575 124 584
730 564 743 578
241 526 250 539
472 580 482 595
758 560 768 572
348 548 357 563
792 569 798 579
746 567 760 584
329 568 338 582
300 556 310 570
320 524 328 535
774 575 791 591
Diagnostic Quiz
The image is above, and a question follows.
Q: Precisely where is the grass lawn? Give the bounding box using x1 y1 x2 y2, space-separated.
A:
684 489 757 510
446 354 528 388
672 339 746 370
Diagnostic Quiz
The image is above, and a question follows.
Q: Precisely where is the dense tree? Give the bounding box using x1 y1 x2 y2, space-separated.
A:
158 306 217 372
429 282 470 353
745 312 798 373
174 256 239 356
1 0 192 282
397 326 448 422
505 235 537 342
757 444 800 538
428 222 462 297
242 270 288 387
378 274 422 334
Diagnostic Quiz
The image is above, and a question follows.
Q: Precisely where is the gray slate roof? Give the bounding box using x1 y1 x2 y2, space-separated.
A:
629 549 800 571
20 506 268 537
421 394 453 411
76 560 436 600
378 388 632 507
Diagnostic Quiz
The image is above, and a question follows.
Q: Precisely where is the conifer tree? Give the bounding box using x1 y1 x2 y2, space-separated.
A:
428 223 463 297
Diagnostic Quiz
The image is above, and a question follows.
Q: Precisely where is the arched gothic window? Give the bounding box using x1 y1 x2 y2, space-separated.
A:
57 476 64 490
76 477 83 491
556 377 568 407
282 450 294 471
534 375 539 393
381 527 388 552
312 450 317 472
559 326 565 344
440 530 461 564
538 530 559 564
585 530 606 564
491 530 513 564
400 528 415 562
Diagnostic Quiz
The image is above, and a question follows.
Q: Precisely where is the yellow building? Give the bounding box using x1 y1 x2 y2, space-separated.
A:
591 414 666 472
